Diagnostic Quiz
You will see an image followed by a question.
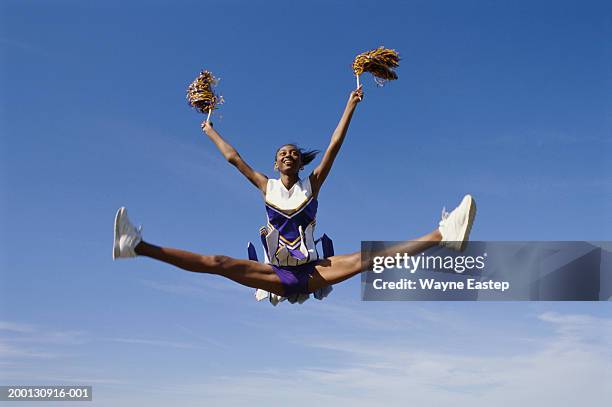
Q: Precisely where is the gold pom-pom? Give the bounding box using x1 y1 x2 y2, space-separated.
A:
186 70 224 114
352 47 400 86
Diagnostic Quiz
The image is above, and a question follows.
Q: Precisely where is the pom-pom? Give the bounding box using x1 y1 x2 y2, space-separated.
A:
352 47 400 86
186 70 224 114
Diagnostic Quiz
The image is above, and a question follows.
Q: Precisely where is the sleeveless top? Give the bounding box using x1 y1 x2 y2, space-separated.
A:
261 177 320 267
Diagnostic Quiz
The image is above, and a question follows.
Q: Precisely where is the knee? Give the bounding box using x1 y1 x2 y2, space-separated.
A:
333 253 362 275
345 252 362 272
210 255 233 271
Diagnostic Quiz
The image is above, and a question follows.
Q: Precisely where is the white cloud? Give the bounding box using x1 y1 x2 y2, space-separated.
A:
144 310 612 407
0 321 85 362
0 321 36 333
0 342 59 359
104 337 208 350
2 311 611 407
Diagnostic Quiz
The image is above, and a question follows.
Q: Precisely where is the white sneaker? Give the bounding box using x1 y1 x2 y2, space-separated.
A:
112 207 142 259
439 194 476 252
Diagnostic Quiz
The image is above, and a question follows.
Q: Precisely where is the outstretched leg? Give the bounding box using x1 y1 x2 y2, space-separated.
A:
113 207 285 295
307 194 476 292
307 230 441 292
134 242 286 295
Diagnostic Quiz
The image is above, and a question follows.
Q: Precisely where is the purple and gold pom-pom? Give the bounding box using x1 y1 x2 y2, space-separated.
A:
186 70 224 114
352 47 400 86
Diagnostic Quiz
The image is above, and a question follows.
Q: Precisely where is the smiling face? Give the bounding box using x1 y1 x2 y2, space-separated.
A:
275 144 302 175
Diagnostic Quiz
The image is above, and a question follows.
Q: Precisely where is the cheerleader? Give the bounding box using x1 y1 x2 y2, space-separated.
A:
113 86 476 301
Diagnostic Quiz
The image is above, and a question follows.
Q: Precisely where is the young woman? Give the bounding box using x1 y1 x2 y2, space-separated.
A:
113 86 476 301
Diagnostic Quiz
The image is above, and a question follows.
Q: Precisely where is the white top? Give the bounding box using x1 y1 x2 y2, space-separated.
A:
262 178 319 267
265 177 313 212
254 177 333 305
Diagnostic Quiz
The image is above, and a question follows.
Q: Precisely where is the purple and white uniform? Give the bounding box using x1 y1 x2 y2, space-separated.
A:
254 177 332 305
261 177 319 266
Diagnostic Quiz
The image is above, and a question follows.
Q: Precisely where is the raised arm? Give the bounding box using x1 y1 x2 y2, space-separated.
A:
201 121 268 193
310 86 363 197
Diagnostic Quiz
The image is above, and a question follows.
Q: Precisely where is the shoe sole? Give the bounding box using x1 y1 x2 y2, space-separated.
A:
458 195 477 252
112 207 125 260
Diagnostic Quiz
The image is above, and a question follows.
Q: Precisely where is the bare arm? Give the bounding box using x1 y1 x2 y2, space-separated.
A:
310 86 363 197
201 121 268 193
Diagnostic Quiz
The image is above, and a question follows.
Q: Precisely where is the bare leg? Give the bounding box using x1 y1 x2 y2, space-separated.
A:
131 229 441 298
308 229 442 292
134 241 286 296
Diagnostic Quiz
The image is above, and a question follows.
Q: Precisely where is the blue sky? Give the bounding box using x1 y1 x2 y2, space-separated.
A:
1 0 611 405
